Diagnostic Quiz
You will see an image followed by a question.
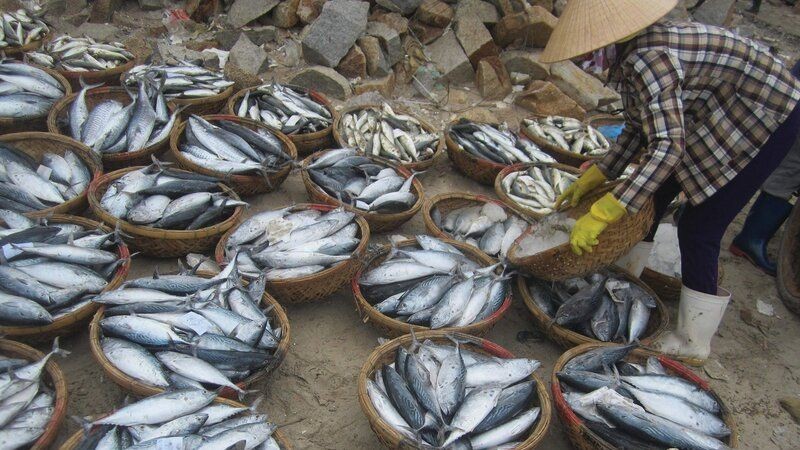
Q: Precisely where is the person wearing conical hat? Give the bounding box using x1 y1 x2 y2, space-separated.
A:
544 0 800 364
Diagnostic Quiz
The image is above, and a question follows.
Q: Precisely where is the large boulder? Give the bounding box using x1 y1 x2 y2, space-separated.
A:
454 0 498 25
501 50 550 81
290 66 353 99
476 56 512 100
228 34 270 75
273 0 301 28
297 0 325 23
336 44 368 79
375 0 423 16
514 80 586 119
227 0 279 28
366 22 403 66
548 60 620 110
301 0 370 67
358 35 391 77
415 0 453 27
525 5 558 48
425 30 474 84
454 16 498 68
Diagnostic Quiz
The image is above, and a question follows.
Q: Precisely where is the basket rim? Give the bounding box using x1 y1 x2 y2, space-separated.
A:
357 330 552 450
0 214 131 337
516 267 669 348
0 63 72 124
519 121 598 165
350 237 513 336
168 113 298 184
88 271 291 398
550 341 739 449
86 166 245 239
300 149 425 220
332 103 444 170
56 57 137 82
0 338 68 450
225 83 336 140
214 203 371 287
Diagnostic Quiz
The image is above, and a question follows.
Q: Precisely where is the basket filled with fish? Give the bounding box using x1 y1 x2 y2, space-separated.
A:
0 9 49 57
59 390 291 450
48 83 181 171
552 342 738 450
301 148 424 233
521 116 611 168
122 62 235 117
0 60 71 134
0 132 100 218
352 236 512 337
216 204 370 304
87 161 246 257
227 83 337 156
446 119 555 186
0 213 131 341
26 35 136 90
517 268 668 349
506 186 655 281
169 114 297 197
495 162 580 220
358 330 551 449
423 193 534 261
89 265 290 400
0 338 68 450
333 104 443 172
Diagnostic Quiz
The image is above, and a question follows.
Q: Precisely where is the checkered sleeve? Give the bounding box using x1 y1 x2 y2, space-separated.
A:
613 50 686 213
597 123 642 179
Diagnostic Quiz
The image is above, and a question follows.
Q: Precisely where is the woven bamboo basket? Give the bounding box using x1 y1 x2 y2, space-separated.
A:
352 238 512 337
169 114 297 197
89 271 290 399
422 192 535 261
0 338 68 450
0 214 130 341
0 65 71 134
57 58 136 91
0 132 102 218
494 162 581 221
519 123 600 168
58 402 292 450
507 185 655 281
516 267 668 349
300 150 424 233
215 203 371 304
551 342 739 450
47 86 175 171
778 202 800 315
333 104 444 172
225 84 338 156
87 167 244 257
358 331 552 449
445 121 511 186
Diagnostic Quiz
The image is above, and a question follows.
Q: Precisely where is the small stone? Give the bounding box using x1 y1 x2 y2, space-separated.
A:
415 0 453 28
493 11 528 48
525 5 558 48
290 66 353 99
780 397 800 425
514 80 586 119
336 44 367 79
76 22 121 42
501 50 550 81
548 60 620 110
425 30 474 83
367 22 403 66
302 0 370 67
137 0 162 11
355 72 396 97
297 0 325 23
273 0 300 29
375 0 422 16
692 0 735 27
408 20 444 44
454 16 498 68
228 34 270 75
454 0 498 25
412 63 442 99
475 56 512 100
371 11 409 35
227 0 279 28
358 35 391 77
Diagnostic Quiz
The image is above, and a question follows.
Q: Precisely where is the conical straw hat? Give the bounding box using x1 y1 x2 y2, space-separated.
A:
540 0 678 63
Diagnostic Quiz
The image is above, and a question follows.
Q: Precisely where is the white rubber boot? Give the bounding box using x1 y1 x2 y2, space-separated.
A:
652 285 730 364
614 241 654 277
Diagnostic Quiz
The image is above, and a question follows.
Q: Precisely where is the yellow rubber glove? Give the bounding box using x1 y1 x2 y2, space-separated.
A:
555 165 607 210
570 193 627 255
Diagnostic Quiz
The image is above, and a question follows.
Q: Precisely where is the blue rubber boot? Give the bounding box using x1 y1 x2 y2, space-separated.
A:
730 192 792 276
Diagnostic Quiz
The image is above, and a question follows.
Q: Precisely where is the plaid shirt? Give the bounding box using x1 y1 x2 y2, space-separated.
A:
597 22 800 212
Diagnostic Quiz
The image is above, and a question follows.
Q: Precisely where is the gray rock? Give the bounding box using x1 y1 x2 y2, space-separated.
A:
137 0 162 11
454 0 498 24
215 27 277 51
228 34 270 75
227 0 279 28
358 35 391 77
500 50 550 81
692 0 735 26
376 0 422 16
548 60 620 110
301 0 369 67
290 66 353 99
155 42 204 65
366 21 403 66
75 22 121 42
425 30 474 84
